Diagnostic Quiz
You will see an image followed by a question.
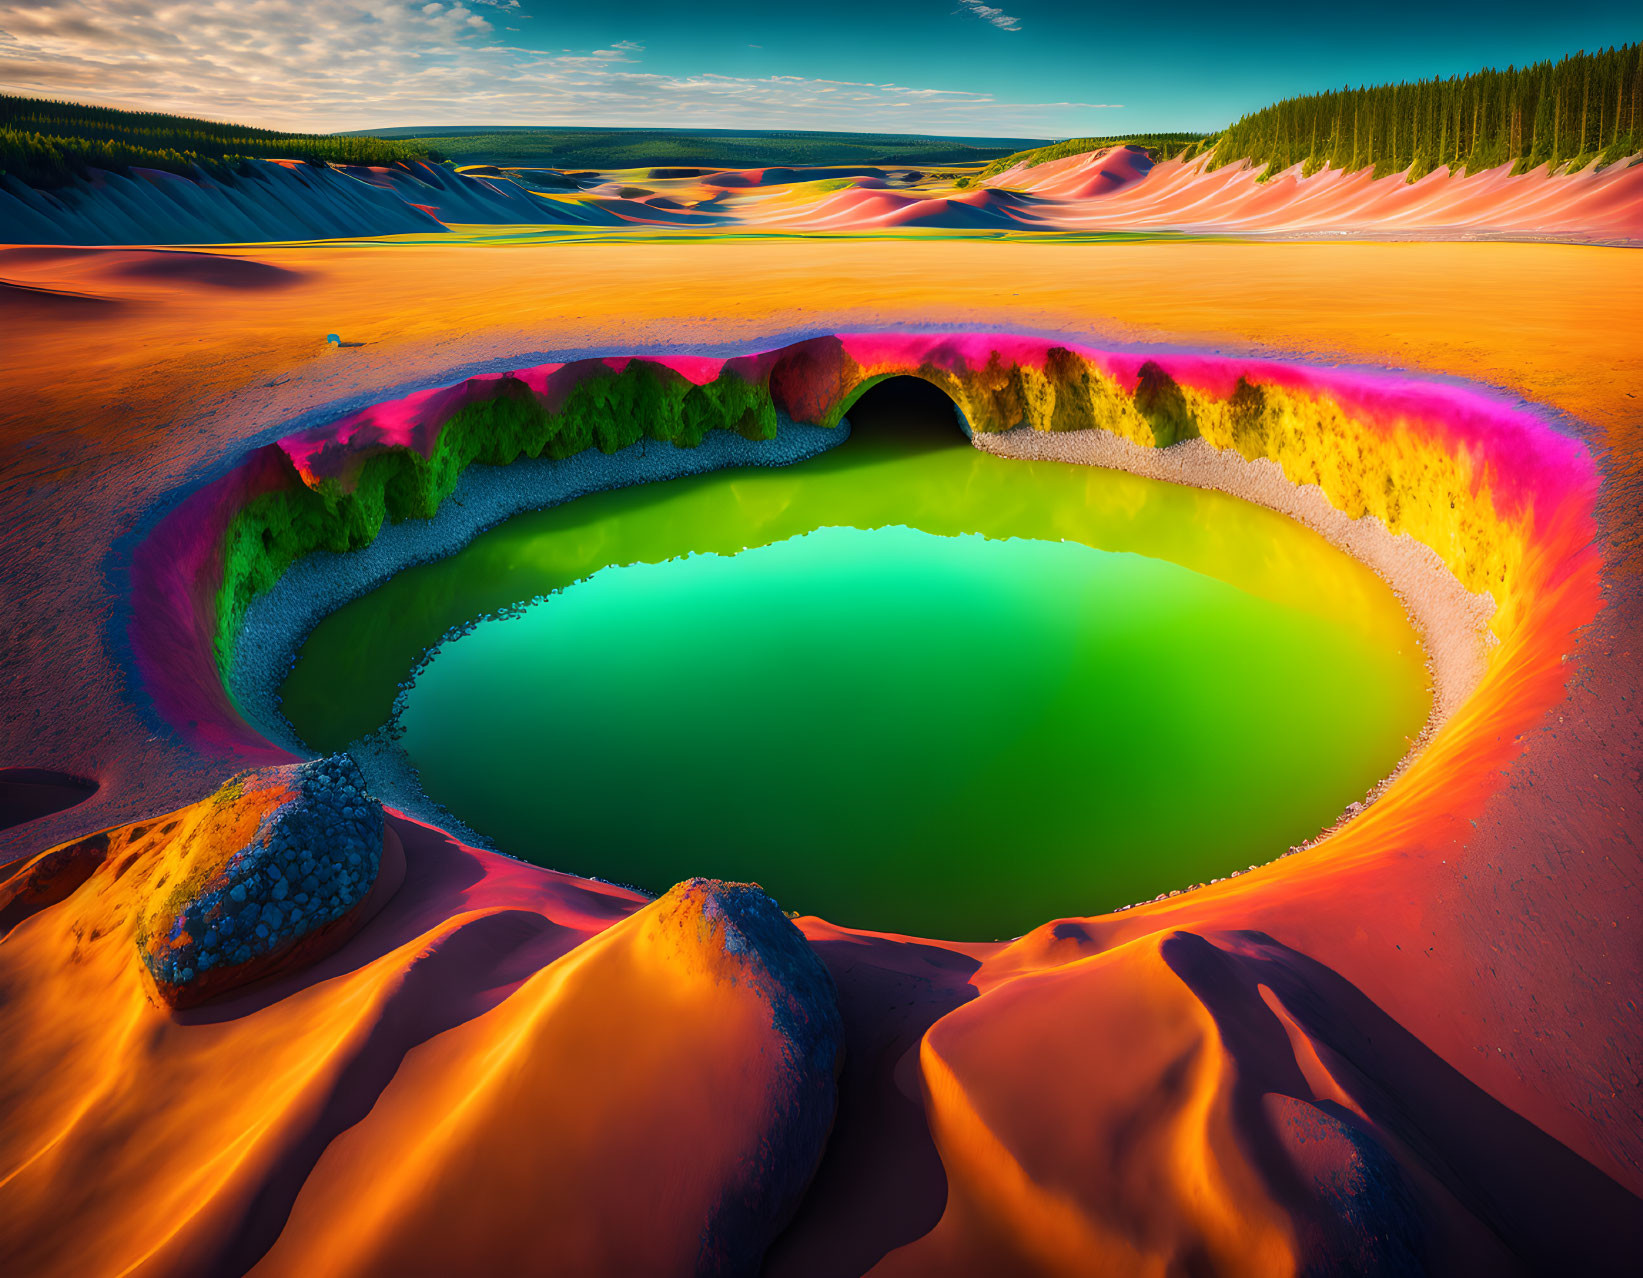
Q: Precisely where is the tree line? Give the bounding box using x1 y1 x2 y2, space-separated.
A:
0 93 437 188
1210 43 1642 180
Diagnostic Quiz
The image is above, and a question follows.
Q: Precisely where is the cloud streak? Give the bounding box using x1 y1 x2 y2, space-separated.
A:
0 0 1112 133
956 0 1022 32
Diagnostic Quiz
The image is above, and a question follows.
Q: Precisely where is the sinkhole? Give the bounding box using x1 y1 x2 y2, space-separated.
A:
276 381 1431 939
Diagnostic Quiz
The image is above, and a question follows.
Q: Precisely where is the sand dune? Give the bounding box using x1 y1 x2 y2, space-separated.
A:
105 249 302 289
1011 148 1643 241
0 162 445 245
3 145 1635 245
0 278 126 319
740 145 1643 241
332 160 602 225
983 143 1155 199
701 165 897 188
0 806 842 1277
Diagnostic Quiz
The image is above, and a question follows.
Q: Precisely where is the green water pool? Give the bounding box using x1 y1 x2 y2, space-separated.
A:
280 412 1430 939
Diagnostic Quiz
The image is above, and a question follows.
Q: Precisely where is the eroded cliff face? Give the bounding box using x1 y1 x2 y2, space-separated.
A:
0 161 444 246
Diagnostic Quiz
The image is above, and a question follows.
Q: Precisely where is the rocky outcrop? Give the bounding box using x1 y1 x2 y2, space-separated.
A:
137 754 384 1008
667 880 846 1274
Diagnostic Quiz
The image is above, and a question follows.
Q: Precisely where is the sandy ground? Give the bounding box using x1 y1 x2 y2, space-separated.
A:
1 238 1640 1270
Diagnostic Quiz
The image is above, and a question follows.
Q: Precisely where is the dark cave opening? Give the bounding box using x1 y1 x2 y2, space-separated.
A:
842 376 967 448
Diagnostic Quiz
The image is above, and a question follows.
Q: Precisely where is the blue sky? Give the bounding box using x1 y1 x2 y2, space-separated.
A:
0 0 1637 136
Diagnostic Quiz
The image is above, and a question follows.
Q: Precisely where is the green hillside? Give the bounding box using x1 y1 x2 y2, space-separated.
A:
340 125 1049 170
0 94 435 188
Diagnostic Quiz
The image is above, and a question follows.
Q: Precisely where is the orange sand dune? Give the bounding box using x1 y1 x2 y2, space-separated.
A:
880 927 1640 1276
0 808 840 1277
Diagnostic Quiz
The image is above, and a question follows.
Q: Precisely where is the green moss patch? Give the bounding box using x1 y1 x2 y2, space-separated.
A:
214 363 780 682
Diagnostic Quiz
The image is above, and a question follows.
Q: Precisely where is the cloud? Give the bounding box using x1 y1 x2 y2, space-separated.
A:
0 0 1108 133
956 0 1021 31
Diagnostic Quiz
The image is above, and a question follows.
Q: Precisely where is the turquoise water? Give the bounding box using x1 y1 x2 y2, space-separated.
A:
392 516 1428 938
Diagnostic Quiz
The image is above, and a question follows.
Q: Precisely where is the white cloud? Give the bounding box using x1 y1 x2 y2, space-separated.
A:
0 0 1107 133
956 0 1021 31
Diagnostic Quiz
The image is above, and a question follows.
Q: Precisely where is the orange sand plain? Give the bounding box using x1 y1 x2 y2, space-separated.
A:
5 239 1640 458
2 238 1640 1275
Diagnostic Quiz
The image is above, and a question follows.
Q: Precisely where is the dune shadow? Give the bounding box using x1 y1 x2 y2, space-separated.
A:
174 814 644 1273
762 935 981 1278
0 280 126 321
110 250 304 290
1163 930 1643 1276
0 768 99 832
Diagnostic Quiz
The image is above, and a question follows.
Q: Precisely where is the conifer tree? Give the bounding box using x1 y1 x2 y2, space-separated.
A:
1210 43 1641 180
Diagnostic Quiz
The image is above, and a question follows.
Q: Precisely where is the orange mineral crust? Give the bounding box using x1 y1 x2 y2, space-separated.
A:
1 239 1640 1275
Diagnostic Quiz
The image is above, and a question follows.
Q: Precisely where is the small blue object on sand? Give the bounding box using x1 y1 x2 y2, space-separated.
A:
326 333 341 345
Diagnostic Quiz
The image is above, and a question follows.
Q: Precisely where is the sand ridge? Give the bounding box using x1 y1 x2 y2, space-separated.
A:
4 145 1639 245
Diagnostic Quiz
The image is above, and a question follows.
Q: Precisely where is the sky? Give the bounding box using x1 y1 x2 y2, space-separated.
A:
0 1 1638 138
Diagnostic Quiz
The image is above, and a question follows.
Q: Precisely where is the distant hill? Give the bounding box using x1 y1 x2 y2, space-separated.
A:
336 125 1051 169
977 134 1212 183
0 93 434 188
